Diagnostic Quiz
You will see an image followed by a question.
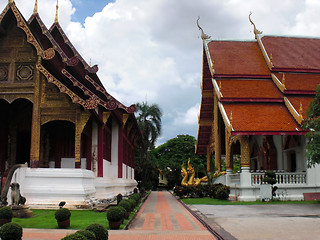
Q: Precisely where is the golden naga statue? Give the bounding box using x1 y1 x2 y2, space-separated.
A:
181 159 208 187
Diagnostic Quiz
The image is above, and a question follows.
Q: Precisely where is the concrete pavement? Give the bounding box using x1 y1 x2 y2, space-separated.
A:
191 204 320 240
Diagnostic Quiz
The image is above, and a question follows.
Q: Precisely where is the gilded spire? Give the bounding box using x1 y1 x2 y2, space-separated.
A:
282 73 286 86
249 12 262 39
9 0 14 4
33 0 38 15
196 16 211 40
55 0 59 23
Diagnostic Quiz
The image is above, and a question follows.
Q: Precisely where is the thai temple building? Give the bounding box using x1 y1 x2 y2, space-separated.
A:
196 15 320 201
0 0 140 207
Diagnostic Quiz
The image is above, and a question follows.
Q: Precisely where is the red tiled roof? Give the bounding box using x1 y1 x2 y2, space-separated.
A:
222 102 303 133
219 79 282 99
273 73 320 92
261 36 320 71
286 96 315 119
207 41 270 76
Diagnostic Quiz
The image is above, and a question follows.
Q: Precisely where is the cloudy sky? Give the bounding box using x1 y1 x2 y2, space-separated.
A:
2 0 320 145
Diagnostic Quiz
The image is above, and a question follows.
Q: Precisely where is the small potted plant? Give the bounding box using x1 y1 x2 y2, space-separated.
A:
0 206 13 226
54 208 71 228
107 206 125 229
86 223 108 240
0 222 23 240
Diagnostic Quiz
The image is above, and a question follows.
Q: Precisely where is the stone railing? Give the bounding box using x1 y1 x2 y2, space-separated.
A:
251 172 306 185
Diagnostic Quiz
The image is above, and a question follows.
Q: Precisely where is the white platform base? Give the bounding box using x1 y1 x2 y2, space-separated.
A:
9 167 137 209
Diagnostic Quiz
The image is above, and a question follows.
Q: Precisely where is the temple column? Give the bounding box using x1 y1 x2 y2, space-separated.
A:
30 57 41 168
118 124 124 178
206 149 212 172
225 129 232 173
240 135 251 188
214 95 221 171
75 108 90 168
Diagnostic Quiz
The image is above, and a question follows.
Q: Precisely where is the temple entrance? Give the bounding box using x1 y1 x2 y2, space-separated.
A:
41 121 75 168
0 99 32 172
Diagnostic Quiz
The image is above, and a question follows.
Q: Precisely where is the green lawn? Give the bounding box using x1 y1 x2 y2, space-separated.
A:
181 197 320 205
12 207 137 230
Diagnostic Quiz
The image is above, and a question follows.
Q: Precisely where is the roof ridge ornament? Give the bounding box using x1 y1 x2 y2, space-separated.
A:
33 0 38 15
197 16 211 40
249 12 262 39
9 0 14 5
55 0 59 23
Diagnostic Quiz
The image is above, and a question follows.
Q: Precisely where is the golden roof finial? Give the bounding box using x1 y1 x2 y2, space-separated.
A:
196 16 211 40
299 102 303 117
33 0 38 15
282 73 286 85
9 0 14 4
270 53 273 66
89 58 92 67
55 0 59 23
249 12 262 39
230 111 233 129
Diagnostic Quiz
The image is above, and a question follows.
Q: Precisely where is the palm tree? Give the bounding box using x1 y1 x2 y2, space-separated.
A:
135 102 162 189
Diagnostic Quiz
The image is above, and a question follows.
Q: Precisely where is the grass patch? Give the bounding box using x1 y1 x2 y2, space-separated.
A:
181 197 320 205
12 204 142 230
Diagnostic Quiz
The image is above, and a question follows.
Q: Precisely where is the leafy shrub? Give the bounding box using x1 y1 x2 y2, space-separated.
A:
208 183 224 198
0 207 13 220
107 206 125 222
54 208 71 222
76 230 96 240
216 185 230 200
86 223 108 240
118 199 131 213
61 232 86 240
127 199 137 209
0 222 23 240
263 171 277 185
129 193 140 202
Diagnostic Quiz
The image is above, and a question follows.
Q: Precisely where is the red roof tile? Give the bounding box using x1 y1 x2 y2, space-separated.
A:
222 102 302 133
219 79 282 99
261 36 320 71
286 96 315 119
274 73 320 92
207 41 270 76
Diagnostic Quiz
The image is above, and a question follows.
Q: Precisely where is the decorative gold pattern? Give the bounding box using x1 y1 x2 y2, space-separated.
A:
0 64 9 81
0 4 10 23
103 111 111 124
240 135 250 167
33 0 38 15
122 113 129 126
271 74 285 92
11 3 43 56
41 48 55 60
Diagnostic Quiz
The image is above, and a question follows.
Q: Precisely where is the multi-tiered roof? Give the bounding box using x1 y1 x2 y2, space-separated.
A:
0 0 136 113
196 16 319 154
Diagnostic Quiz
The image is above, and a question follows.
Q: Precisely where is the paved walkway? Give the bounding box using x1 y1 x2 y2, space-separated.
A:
22 191 216 240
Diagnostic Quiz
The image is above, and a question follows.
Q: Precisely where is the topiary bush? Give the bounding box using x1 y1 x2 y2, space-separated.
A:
107 206 125 222
216 185 230 200
129 193 140 202
86 223 108 240
118 199 131 213
54 208 71 222
76 230 96 240
127 199 137 209
61 232 86 240
0 206 13 220
0 222 23 240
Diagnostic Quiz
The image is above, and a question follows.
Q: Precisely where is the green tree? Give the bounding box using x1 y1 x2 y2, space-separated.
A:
303 84 320 167
134 102 162 189
150 135 206 189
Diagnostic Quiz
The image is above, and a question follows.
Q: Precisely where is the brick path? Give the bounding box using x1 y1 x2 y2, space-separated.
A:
22 191 216 240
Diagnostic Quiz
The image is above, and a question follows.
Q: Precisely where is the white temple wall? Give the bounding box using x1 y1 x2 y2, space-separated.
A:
111 120 119 178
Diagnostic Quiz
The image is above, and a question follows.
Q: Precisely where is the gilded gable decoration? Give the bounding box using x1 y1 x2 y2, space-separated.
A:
249 12 262 39
196 17 211 40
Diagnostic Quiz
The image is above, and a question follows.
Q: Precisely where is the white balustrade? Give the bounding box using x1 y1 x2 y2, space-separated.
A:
251 172 306 185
